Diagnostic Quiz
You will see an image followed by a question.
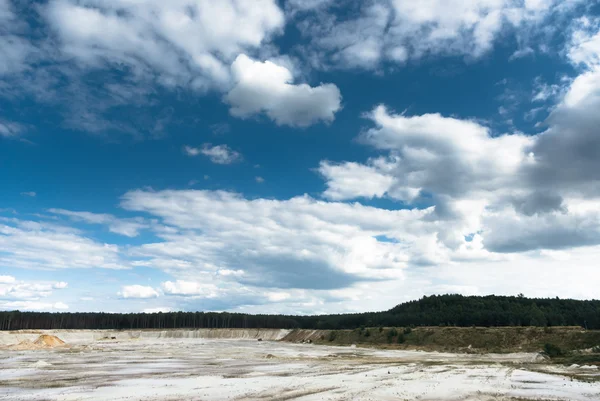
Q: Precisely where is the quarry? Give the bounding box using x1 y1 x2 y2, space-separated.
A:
1 329 599 400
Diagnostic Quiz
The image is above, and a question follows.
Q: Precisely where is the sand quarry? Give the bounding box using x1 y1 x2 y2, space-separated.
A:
1 329 599 401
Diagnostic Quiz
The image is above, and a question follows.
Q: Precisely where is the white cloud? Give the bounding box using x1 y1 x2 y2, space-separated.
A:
321 105 533 203
319 160 396 201
255 176 265 183
218 269 245 277
48 209 147 237
0 278 69 302
0 301 68 311
20 191 36 197
315 31 600 258
0 275 15 284
0 217 127 270
121 189 436 295
266 291 291 302
225 54 341 127
44 0 284 90
185 144 242 165
162 280 218 297
294 0 583 69
568 17 600 69
119 285 159 299
143 307 173 313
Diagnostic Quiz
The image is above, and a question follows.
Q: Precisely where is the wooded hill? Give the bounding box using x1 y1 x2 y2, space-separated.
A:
1 294 599 330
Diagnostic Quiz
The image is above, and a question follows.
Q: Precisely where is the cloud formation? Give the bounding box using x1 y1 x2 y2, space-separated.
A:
226 54 342 127
119 285 159 299
48 209 147 237
44 0 284 89
0 275 70 311
318 20 600 258
0 217 127 270
185 144 242 165
294 0 585 69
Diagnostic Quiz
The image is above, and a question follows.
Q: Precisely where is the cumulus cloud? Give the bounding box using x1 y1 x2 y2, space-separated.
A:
185 144 242 164
523 20 600 199
0 277 69 305
48 209 147 237
0 0 289 136
20 191 36 197
119 285 159 299
321 105 532 203
225 54 341 127
319 160 396 201
162 280 218 297
293 0 584 69
568 17 600 69
316 17 600 256
44 0 284 90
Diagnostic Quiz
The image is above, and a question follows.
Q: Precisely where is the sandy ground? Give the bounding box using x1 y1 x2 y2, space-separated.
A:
1 334 599 401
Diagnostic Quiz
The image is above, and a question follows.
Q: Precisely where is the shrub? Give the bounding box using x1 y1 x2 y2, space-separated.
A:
397 333 405 344
388 328 398 337
364 329 370 337
403 327 412 335
543 343 563 358
379 326 384 333
328 331 338 342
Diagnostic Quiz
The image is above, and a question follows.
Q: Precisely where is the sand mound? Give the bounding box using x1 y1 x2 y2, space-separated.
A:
7 339 36 351
5 335 66 350
34 334 66 347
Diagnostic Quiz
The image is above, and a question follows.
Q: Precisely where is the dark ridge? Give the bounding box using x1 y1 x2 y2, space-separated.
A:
1 294 599 330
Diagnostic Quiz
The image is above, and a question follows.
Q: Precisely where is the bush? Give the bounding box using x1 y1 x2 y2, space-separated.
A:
388 328 398 337
328 331 337 342
364 329 370 337
397 333 405 344
379 326 384 333
403 327 412 335
543 343 563 358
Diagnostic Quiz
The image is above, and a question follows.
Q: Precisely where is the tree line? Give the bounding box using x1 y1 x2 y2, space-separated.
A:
1 295 599 331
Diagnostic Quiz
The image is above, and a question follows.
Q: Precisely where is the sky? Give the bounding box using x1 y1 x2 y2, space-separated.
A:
1 0 600 314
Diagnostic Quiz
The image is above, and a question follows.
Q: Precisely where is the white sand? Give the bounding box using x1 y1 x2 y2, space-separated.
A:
0 333 598 400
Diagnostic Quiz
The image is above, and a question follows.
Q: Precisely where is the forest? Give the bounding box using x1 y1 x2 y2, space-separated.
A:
1 294 599 330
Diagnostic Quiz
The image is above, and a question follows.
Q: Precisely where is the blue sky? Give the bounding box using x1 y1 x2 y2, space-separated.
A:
1 0 600 314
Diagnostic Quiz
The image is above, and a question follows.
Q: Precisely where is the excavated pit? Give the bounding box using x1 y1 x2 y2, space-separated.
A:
0 329 598 401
